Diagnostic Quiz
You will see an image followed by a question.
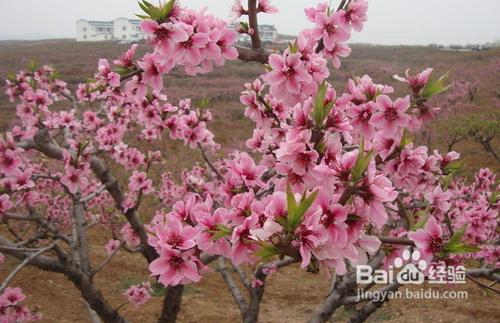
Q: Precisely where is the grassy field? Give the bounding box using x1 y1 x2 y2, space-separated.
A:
0 40 499 322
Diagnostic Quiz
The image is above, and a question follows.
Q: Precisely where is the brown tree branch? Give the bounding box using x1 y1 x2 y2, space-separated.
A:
0 242 57 293
247 0 262 49
236 45 271 63
0 235 64 273
197 143 224 181
309 252 385 323
218 257 248 319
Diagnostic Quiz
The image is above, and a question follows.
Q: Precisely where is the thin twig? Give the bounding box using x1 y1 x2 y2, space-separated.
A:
247 0 262 49
91 241 124 276
231 262 252 291
80 183 113 203
217 257 248 317
0 242 57 293
377 236 415 246
467 274 500 294
197 143 224 181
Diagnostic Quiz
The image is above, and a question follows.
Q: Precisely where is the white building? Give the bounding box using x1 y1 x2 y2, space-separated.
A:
230 23 278 44
113 18 146 42
76 20 113 42
259 25 278 43
76 18 146 42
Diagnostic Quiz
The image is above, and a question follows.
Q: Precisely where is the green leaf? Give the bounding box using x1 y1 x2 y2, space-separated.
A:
197 97 211 109
399 129 412 148
488 191 499 204
446 243 481 254
286 189 319 232
211 224 232 241
422 70 452 99
444 225 467 249
138 1 152 16
6 72 17 82
444 160 465 176
412 210 428 230
27 59 39 72
136 14 150 20
115 67 134 76
351 140 374 183
286 185 296 222
255 243 280 260
138 0 166 21
288 41 299 54
441 173 454 190
312 82 333 127
294 190 318 224
239 22 249 30
162 0 176 18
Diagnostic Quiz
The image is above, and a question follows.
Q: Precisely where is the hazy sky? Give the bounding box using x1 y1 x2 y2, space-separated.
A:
0 0 499 45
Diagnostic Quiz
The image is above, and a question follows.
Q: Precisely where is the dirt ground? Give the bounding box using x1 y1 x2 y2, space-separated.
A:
0 41 499 322
1 230 498 323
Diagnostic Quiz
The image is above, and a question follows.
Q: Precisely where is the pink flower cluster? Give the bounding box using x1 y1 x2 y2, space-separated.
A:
164 99 218 149
0 287 41 322
123 281 153 307
232 0 278 18
1 0 497 298
148 211 205 286
139 4 238 84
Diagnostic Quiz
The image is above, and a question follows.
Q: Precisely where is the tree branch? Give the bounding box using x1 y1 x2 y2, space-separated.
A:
80 183 113 203
236 45 271 63
378 236 415 246
467 274 500 294
197 143 224 181
309 252 385 323
347 282 401 323
218 257 248 318
231 262 252 291
91 241 124 276
18 129 158 263
0 235 64 273
247 0 262 49
0 242 57 293
72 196 91 273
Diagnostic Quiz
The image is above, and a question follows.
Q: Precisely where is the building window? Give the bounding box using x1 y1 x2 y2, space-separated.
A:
123 35 126 39
122 26 126 31
83 27 87 32
83 35 87 39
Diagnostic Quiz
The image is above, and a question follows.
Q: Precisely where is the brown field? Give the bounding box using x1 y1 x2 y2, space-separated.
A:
0 40 499 322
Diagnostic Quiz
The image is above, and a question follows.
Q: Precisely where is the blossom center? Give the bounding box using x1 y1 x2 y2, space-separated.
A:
2 156 14 167
167 233 183 247
180 38 193 49
384 108 398 121
297 152 312 164
284 68 295 79
169 255 184 269
325 24 337 35
428 235 443 253
360 110 372 122
358 183 374 202
154 28 170 42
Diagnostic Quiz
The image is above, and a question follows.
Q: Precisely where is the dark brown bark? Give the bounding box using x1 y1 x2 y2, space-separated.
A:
159 285 184 323
65 268 128 323
247 0 262 49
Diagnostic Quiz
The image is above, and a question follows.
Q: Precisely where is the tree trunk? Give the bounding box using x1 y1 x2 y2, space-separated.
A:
66 269 128 323
159 285 184 323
